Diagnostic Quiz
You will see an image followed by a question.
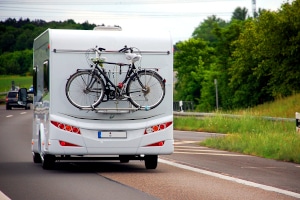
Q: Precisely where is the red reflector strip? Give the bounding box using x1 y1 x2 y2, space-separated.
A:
59 140 80 147
146 141 165 147
51 121 81 134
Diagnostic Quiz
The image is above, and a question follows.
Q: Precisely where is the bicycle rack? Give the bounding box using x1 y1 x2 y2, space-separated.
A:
81 107 140 114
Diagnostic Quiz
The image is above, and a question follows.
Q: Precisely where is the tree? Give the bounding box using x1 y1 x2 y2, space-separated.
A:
231 7 249 21
192 15 227 47
230 0 300 106
174 38 215 110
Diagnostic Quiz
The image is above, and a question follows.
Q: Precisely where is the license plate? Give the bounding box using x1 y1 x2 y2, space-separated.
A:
98 131 127 138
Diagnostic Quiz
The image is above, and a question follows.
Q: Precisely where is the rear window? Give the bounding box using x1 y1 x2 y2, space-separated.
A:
7 92 17 98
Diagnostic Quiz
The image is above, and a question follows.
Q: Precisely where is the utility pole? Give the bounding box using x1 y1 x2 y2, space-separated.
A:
252 0 257 18
214 79 219 110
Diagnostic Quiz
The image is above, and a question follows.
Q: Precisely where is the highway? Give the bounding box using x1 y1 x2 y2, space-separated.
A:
0 105 299 200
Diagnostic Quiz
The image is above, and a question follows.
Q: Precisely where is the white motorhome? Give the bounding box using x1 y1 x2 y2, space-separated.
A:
28 27 174 169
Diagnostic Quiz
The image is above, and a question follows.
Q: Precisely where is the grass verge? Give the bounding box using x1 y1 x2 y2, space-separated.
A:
174 115 300 163
0 75 32 92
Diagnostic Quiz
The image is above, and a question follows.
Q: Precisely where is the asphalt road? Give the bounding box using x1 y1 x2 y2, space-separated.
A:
0 105 299 200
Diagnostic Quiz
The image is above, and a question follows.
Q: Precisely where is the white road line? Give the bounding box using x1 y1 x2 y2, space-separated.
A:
175 147 229 152
20 112 27 115
0 191 11 200
159 158 300 199
174 151 250 157
6 115 13 118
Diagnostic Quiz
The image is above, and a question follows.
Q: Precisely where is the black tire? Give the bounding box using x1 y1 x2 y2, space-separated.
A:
25 104 30 110
42 154 56 170
33 152 42 163
6 104 11 110
65 70 105 109
144 155 158 169
126 70 165 110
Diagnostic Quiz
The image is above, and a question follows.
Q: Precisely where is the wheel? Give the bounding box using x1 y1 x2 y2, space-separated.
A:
126 70 165 110
42 154 56 170
65 70 105 109
6 104 11 110
25 104 30 110
145 155 158 169
33 152 41 163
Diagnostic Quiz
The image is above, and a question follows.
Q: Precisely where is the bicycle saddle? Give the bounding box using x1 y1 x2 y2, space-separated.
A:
125 53 141 63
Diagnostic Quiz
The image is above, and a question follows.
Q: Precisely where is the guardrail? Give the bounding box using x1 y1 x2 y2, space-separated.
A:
173 111 295 122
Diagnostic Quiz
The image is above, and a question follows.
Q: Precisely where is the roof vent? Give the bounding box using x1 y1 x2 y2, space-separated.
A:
93 24 122 31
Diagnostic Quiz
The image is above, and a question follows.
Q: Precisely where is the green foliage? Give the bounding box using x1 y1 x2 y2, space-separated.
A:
0 18 97 76
0 49 33 75
174 0 300 111
174 38 215 109
0 18 97 54
231 7 249 21
192 15 227 47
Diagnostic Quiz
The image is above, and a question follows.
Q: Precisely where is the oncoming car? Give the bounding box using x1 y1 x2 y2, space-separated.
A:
6 90 30 110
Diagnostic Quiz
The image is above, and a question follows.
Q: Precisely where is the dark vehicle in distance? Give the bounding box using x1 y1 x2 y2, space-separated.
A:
6 90 30 110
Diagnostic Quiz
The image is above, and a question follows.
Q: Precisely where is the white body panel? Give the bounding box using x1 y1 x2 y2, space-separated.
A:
32 28 173 157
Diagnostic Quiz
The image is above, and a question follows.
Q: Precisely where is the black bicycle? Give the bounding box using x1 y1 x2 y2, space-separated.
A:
65 46 166 110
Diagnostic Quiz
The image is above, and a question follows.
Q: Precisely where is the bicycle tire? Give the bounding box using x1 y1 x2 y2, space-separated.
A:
65 70 105 109
126 70 165 110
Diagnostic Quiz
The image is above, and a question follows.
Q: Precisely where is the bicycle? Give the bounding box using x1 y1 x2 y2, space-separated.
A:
65 46 166 110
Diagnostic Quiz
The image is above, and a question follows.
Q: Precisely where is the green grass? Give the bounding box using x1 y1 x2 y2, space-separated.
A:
174 116 300 163
174 94 300 163
0 75 33 103
230 93 300 118
0 75 33 92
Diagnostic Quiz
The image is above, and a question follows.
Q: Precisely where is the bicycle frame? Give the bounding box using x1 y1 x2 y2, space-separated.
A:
90 60 140 100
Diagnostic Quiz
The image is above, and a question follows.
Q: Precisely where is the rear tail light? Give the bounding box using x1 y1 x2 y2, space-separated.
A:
51 121 81 134
59 140 80 147
144 121 172 134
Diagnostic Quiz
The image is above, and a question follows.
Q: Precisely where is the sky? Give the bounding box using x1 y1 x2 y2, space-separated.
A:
0 0 292 43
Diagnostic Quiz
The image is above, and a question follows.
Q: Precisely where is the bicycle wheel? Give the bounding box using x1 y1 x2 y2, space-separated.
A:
65 70 105 109
126 70 165 110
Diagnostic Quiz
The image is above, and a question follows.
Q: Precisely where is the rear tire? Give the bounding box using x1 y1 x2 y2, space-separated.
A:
33 153 42 163
144 155 158 169
6 104 11 110
126 70 165 110
42 154 56 170
65 70 105 109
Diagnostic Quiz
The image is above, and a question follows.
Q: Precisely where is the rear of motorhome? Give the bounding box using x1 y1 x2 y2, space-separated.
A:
30 27 174 169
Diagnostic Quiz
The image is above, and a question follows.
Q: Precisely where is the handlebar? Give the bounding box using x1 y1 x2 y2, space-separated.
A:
94 45 134 53
118 45 133 53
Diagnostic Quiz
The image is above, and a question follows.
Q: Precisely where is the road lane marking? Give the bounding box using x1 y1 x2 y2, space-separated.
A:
174 141 198 144
6 115 13 118
175 147 230 152
175 145 249 156
0 191 10 200
20 112 27 115
241 166 286 169
174 151 250 157
159 158 300 199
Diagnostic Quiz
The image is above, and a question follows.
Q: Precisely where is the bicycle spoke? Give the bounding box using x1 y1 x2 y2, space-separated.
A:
65 71 105 109
126 71 165 109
